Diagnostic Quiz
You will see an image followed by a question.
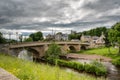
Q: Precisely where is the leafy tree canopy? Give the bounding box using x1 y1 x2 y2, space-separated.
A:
108 22 120 54
68 33 80 40
24 37 33 42
0 32 6 43
80 27 107 37
29 31 43 41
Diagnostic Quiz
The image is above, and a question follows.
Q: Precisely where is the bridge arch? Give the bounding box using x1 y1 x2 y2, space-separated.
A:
80 45 86 50
69 46 76 52
16 47 41 61
27 48 40 61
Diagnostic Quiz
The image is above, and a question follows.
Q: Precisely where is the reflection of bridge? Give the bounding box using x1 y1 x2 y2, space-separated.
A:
9 41 89 58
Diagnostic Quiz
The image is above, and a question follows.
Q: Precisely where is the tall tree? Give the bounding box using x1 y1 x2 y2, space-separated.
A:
108 22 120 54
0 32 6 43
29 31 43 41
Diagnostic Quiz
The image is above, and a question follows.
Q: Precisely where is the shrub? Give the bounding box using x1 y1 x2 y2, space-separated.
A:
91 61 107 76
72 62 84 71
95 66 107 76
112 58 120 66
45 42 62 60
48 59 107 76
84 64 95 73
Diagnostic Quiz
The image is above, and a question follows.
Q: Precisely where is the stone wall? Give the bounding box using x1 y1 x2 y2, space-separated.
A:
0 44 9 54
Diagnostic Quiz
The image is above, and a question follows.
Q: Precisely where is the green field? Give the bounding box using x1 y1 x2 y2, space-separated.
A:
78 47 119 59
0 54 105 80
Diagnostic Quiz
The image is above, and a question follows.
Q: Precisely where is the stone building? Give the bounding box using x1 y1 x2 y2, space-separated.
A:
45 34 55 41
46 33 68 41
80 32 105 48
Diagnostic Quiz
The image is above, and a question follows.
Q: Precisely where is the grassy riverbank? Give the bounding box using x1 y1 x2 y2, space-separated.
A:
78 47 118 59
78 47 120 66
0 54 105 80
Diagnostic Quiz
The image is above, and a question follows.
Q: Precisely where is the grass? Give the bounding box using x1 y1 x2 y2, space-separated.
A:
77 47 119 59
0 53 105 80
77 47 120 66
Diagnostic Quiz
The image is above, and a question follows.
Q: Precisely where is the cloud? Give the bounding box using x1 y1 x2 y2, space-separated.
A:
0 0 120 34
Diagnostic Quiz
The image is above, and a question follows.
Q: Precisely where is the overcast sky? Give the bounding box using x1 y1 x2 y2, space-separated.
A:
0 0 120 37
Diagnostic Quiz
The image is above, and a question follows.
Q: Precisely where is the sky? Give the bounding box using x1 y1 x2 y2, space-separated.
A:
0 0 120 39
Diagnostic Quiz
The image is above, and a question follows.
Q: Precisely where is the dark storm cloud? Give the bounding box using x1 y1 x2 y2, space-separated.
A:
0 0 120 32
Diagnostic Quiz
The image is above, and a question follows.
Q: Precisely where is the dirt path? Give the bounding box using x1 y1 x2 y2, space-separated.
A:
0 68 19 80
65 53 112 62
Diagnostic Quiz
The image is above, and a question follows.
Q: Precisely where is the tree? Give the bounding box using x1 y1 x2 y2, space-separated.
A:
45 42 62 60
0 32 6 43
29 31 43 41
108 22 120 54
81 27 107 37
68 33 80 40
24 37 33 42
104 29 111 54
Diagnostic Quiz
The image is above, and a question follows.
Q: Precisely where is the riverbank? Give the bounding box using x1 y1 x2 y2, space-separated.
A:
65 54 112 62
74 47 120 80
0 53 105 80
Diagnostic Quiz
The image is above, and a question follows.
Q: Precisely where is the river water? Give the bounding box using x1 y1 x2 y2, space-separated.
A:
18 49 33 61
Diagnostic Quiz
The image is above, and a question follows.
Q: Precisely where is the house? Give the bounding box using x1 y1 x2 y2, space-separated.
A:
80 32 105 48
55 33 68 41
46 33 68 41
81 34 91 43
46 34 55 41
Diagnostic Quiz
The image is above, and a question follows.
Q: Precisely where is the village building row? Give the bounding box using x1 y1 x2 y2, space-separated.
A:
46 32 105 48
80 32 105 48
46 33 68 41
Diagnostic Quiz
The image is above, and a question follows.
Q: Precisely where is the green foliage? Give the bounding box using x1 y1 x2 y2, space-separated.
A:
24 37 33 42
108 22 120 54
79 27 107 37
29 31 43 41
45 42 62 60
84 61 107 76
57 60 84 71
91 61 107 76
47 59 107 76
84 64 95 73
68 33 80 40
0 54 105 80
78 47 118 58
112 57 120 66
0 32 6 43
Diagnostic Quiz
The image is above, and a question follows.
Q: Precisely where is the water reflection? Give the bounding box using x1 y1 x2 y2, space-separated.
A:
18 49 33 61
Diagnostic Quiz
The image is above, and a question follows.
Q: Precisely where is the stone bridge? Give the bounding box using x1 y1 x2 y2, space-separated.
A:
9 41 89 59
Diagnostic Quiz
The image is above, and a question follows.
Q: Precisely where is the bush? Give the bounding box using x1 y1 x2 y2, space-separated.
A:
47 59 107 76
71 62 84 71
112 58 120 66
45 42 62 60
84 64 95 73
90 61 107 76
95 66 107 76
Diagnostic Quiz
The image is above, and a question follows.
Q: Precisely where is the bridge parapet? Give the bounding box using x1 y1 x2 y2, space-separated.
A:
8 41 90 59
9 41 87 49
